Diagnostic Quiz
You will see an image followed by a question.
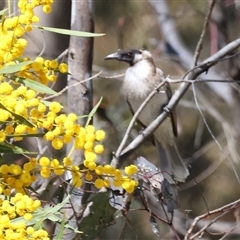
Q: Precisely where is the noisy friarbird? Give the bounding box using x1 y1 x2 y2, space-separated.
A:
104 49 189 182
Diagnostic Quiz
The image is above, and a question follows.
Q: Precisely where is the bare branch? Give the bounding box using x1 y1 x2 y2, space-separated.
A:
192 0 217 66
185 198 240 239
43 71 102 100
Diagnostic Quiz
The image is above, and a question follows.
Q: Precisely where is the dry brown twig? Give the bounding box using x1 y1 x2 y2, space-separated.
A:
185 198 240 239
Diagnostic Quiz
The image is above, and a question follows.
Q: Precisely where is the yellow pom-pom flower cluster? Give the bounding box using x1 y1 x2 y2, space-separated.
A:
0 123 139 194
19 58 68 85
0 0 67 85
0 158 37 194
0 0 141 237
0 193 49 240
0 0 54 68
93 164 138 193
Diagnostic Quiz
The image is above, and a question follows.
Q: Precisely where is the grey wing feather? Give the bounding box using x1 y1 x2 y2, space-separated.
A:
164 81 178 137
155 139 189 182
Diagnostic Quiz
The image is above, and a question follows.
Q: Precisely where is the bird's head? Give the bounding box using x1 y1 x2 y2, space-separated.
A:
104 49 152 66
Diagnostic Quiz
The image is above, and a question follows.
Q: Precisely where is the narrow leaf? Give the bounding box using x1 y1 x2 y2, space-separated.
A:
22 78 57 94
85 97 103 126
44 194 71 214
0 61 32 74
56 216 66 239
0 8 7 16
77 115 88 119
40 100 51 107
0 142 35 154
7 133 44 138
0 103 35 127
48 215 82 233
34 26 105 37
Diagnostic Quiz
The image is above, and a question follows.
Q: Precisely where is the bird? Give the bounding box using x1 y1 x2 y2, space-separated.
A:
104 49 189 182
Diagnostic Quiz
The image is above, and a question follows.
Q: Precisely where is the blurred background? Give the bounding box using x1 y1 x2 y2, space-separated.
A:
2 0 240 239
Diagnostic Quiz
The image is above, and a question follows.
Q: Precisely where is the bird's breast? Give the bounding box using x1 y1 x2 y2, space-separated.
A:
121 61 157 99
120 60 173 144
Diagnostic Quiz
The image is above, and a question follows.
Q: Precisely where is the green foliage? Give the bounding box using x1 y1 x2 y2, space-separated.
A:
11 195 82 234
0 103 35 127
0 142 34 154
22 78 57 94
0 61 33 74
34 26 105 37
85 97 103 126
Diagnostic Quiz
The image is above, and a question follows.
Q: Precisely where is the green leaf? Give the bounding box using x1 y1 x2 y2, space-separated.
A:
11 195 71 225
22 78 57 94
85 97 103 126
0 61 33 74
7 133 45 138
0 103 35 127
0 9 7 16
10 194 82 234
40 100 51 107
56 215 66 239
0 142 35 154
33 26 105 37
77 115 88 119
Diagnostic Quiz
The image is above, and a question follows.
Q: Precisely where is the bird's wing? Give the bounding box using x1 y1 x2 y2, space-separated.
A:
157 68 178 137
127 99 147 129
164 81 178 137
126 99 155 144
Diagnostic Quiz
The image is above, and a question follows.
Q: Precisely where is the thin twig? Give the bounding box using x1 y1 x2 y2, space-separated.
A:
192 0 217 66
37 28 46 58
43 71 102 100
169 79 240 84
56 49 69 61
179 146 227 191
192 84 240 183
99 73 125 79
219 222 240 240
185 198 240 239
189 211 229 240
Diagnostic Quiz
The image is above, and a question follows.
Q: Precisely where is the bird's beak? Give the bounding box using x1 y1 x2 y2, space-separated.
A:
104 51 121 61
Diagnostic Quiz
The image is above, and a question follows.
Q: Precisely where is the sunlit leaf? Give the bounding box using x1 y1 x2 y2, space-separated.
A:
0 142 35 154
77 115 88 119
40 100 51 107
7 133 44 138
34 26 105 37
0 103 35 127
85 97 103 126
56 215 66 239
11 194 82 233
0 9 7 16
0 61 33 74
22 78 57 94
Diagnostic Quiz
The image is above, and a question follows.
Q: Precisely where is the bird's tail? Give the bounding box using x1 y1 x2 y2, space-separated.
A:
155 139 189 183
